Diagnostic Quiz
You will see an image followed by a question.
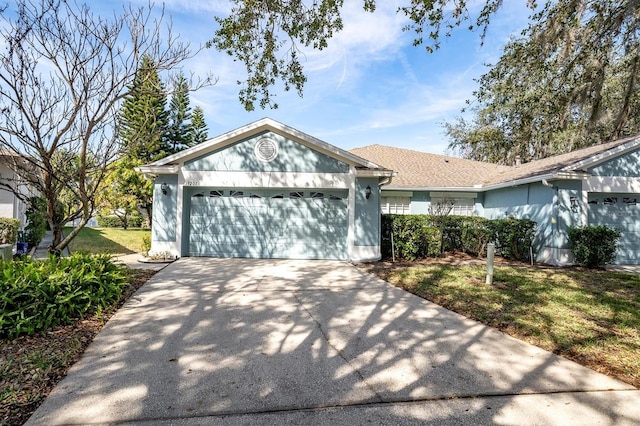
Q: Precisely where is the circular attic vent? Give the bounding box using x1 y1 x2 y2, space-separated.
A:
254 137 278 163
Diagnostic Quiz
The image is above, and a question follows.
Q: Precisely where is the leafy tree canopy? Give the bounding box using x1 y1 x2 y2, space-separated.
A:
210 0 525 111
445 0 640 164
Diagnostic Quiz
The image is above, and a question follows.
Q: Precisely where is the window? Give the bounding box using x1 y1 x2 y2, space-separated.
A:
230 190 244 198
192 192 205 198
329 194 343 201
623 197 637 205
311 191 324 199
271 193 284 199
431 197 475 216
604 197 618 205
249 193 262 199
588 199 598 204
289 191 303 199
381 197 410 215
209 190 223 197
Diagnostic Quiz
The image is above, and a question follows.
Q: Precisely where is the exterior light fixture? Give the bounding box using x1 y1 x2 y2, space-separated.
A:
570 196 579 211
161 182 169 195
365 185 372 199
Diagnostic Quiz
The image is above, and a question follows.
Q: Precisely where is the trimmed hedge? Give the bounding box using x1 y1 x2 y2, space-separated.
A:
568 225 621 269
97 214 143 228
0 253 129 339
382 215 536 261
0 217 20 245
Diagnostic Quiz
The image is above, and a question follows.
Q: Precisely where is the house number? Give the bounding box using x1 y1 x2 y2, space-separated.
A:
185 181 200 186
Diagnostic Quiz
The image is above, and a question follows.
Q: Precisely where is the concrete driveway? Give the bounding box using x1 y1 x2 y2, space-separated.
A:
27 258 640 425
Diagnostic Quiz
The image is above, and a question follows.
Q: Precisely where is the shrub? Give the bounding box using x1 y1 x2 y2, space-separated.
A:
142 234 151 256
97 215 143 228
24 196 48 248
382 214 536 261
487 218 537 261
569 226 621 269
382 215 441 260
0 217 20 245
0 253 128 339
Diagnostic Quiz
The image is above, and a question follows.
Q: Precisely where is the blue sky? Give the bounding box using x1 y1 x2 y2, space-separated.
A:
113 1 534 155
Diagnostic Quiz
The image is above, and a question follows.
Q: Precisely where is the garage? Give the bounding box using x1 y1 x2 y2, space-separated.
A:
139 118 393 262
588 192 640 264
187 188 349 259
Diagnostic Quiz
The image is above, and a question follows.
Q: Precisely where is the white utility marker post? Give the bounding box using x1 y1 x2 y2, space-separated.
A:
486 242 495 285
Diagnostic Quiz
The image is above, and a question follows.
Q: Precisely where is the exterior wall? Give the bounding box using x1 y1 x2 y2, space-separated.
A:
0 163 16 218
588 148 640 177
409 192 430 215
353 177 380 251
150 174 179 256
184 131 349 173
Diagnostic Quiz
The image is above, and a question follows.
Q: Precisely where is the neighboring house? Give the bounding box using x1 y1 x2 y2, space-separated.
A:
138 118 393 262
350 134 640 265
0 150 27 228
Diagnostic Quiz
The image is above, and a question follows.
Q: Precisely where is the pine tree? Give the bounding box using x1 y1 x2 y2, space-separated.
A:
119 55 170 162
187 106 208 147
167 73 192 153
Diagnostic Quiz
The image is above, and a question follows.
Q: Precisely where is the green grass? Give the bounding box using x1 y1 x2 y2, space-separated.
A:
372 263 640 387
66 227 151 255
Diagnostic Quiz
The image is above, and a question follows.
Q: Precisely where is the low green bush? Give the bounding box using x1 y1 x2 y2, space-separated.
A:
487 218 537 261
382 214 536 261
569 225 621 269
97 214 143 228
0 217 20 245
0 253 128 339
382 215 441 260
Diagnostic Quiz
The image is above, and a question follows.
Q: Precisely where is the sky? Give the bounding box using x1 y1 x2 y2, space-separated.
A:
107 1 535 155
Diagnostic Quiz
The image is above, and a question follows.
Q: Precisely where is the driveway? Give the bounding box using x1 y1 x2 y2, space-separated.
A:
27 258 640 425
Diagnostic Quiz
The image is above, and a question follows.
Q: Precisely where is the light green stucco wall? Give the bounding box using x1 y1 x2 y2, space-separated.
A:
152 174 178 242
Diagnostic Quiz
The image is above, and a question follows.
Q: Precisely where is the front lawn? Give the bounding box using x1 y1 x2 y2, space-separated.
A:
362 259 640 388
66 227 150 255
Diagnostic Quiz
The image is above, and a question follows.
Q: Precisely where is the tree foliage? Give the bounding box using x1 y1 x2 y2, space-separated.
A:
188 106 209 147
210 0 523 111
446 0 640 164
167 73 192 153
0 0 193 252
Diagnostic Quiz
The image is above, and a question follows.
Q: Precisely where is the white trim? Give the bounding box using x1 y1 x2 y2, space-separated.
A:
563 136 640 172
176 172 185 257
583 176 640 193
347 166 357 261
355 169 394 178
430 191 478 199
350 245 381 262
149 241 180 259
381 190 414 197
181 170 352 189
581 181 588 227
146 118 387 171
136 165 179 175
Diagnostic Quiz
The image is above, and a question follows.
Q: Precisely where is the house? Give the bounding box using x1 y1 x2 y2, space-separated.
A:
0 150 27 227
137 118 393 262
350 135 640 265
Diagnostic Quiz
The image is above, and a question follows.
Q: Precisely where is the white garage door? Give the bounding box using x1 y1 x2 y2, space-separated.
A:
188 188 349 259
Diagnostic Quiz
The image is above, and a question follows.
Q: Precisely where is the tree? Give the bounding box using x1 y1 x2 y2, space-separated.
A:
446 1 640 164
0 0 193 253
187 106 209 147
98 158 151 229
119 55 171 162
210 0 525 111
167 73 192 154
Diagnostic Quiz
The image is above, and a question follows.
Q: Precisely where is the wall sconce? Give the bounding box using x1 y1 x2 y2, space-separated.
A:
161 182 169 195
365 185 372 199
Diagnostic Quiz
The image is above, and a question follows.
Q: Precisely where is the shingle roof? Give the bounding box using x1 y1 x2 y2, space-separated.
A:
350 135 640 190
348 144 510 188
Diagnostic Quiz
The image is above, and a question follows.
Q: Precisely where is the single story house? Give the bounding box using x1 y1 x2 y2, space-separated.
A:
138 118 393 262
350 135 640 265
141 118 639 265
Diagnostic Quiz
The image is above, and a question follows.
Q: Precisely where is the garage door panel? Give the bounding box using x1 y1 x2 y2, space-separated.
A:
188 188 348 259
588 192 640 264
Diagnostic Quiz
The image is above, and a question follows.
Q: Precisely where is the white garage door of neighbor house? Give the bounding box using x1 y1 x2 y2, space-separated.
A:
587 193 640 264
188 188 349 260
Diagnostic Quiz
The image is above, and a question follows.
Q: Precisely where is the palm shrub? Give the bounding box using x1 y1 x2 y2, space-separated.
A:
0 253 128 338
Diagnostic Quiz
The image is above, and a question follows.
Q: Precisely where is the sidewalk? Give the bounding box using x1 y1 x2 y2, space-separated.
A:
30 231 69 259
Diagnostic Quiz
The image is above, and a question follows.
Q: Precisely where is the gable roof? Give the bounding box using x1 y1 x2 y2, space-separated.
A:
140 118 390 175
350 134 640 191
